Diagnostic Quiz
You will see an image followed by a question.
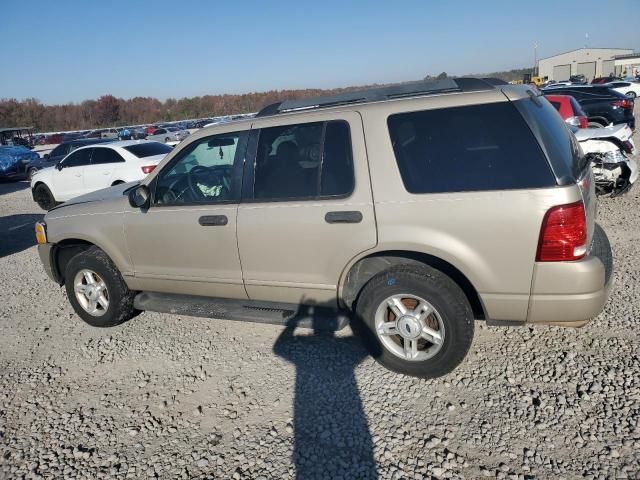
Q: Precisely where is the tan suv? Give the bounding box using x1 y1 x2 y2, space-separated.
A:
35 78 613 378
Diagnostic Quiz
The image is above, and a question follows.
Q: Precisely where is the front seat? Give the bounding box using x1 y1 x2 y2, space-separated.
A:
259 141 314 198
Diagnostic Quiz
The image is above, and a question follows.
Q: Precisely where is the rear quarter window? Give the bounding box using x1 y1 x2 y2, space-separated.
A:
387 102 556 194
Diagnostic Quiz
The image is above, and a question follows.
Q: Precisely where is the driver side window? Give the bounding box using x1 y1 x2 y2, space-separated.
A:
154 131 246 205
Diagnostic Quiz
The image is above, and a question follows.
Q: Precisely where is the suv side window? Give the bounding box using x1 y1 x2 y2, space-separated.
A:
62 148 92 168
387 102 556 194
91 148 125 165
253 120 354 200
50 144 70 158
154 131 247 205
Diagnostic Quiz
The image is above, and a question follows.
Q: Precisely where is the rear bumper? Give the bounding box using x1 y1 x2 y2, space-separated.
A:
527 225 613 326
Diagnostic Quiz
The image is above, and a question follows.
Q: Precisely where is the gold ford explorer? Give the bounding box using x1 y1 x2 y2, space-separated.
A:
35 78 613 378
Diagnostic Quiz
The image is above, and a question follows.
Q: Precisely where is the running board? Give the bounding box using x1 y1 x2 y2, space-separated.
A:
134 292 350 331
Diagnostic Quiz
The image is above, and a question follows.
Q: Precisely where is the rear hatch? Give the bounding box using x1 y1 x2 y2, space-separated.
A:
508 90 596 248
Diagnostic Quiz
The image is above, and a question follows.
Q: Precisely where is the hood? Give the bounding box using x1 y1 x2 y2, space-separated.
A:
50 181 138 210
574 124 632 142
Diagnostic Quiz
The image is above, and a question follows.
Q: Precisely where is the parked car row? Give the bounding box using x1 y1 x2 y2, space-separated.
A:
542 84 635 129
541 88 636 197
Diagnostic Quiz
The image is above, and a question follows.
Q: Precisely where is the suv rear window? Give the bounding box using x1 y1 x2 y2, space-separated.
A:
513 96 586 183
124 143 173 158
387 102 556 194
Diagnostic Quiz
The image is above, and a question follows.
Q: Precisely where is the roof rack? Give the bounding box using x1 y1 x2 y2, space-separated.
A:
255 78 494 117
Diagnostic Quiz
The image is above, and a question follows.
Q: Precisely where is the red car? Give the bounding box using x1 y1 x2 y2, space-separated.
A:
144 125 159 135
544 94 589 128
591 76 622 85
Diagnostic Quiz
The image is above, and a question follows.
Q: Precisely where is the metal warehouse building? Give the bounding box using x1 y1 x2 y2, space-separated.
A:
538 48 633 82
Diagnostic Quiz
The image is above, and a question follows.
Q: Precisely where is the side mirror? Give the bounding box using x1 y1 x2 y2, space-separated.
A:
44 153 50 159
55 162 63 170
128 184 151 209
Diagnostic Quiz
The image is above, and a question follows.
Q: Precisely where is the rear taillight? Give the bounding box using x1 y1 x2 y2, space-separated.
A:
565 116 589 129
612 99 633 109
141 165 156 174
536 201 587 262
578 116 589 129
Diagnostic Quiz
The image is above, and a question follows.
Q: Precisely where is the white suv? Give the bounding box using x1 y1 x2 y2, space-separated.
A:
31 140 172 210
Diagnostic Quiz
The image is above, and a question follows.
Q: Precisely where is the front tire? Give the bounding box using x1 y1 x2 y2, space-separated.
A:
626 91 636 99
33 184 56 211
355 265 474 378
64 246 137 327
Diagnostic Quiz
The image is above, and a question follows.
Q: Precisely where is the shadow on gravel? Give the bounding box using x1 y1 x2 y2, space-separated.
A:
0 214 44 258
273 311 378 480
0 180 29 196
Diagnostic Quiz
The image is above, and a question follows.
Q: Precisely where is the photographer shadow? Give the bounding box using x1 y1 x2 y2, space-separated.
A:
273 306 379 480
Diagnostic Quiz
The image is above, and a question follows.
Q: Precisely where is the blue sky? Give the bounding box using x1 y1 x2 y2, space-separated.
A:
2 0 638 104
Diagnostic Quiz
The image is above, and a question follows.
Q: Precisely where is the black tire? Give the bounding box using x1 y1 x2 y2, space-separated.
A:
33 183 56 211
626 91 636 99
111 180 124 186
165 137 170 143
354 265 474 379
588 120 606 128
64 246 137 327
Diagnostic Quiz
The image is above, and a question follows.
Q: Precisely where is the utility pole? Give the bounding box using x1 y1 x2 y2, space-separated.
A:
533 42 538 76
585 33 589 48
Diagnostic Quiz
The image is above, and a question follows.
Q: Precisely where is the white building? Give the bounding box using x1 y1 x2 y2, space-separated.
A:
538 48 633 82
614 53 640 77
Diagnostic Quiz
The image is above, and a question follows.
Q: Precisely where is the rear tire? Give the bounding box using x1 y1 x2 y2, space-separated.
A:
588 120 606 128
64 246 138 327
33 184 56 211
626 91 636 99
165 137 170 143
354 265 474 379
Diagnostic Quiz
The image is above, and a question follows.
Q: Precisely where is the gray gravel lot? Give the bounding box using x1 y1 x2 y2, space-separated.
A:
1 127 640 479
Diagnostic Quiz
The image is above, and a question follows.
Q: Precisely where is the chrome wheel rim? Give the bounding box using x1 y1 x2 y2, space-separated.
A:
374 294 445 362
74 269 109 316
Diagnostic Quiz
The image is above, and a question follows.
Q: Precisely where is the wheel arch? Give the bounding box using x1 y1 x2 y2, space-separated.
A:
51 238 124 284
340 250 487 320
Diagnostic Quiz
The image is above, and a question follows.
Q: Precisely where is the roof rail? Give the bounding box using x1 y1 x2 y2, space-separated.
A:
255 78 494 117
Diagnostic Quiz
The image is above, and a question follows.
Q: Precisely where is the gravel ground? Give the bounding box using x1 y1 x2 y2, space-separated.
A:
1 127 640 480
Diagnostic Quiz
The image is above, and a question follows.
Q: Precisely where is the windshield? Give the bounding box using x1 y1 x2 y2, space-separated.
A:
124 142 173 158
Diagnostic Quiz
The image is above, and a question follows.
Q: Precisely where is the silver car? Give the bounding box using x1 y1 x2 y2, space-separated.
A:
145 127 189 143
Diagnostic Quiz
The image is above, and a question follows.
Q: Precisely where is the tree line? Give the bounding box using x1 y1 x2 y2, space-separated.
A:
0 69 529 133
0 87 359 133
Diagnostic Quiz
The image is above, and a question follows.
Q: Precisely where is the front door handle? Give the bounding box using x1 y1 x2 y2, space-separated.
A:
199 215 228 226
325 211 363 224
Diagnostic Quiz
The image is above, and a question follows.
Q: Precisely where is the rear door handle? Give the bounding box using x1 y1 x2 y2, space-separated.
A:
198 215 228 226
325 211 363 224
